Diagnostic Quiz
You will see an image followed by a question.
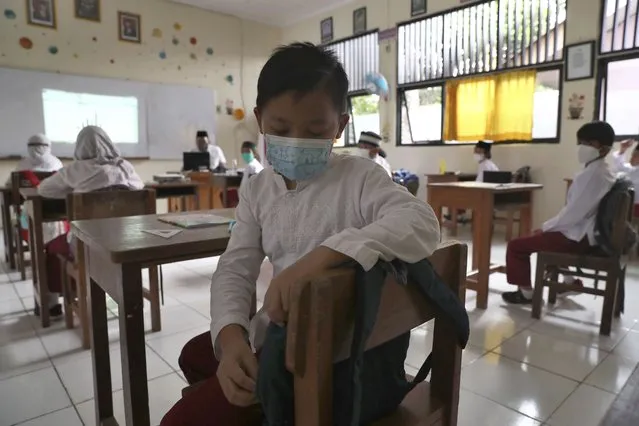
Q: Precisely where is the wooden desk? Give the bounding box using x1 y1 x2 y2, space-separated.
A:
425 173 477 236
20 188 67 327
427 182 543 309
144 181 198 212
0 187 14 269
212 174 242 208
72 210 234 426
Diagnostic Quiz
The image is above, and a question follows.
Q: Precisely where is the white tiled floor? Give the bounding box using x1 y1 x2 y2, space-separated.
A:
1 229 638 425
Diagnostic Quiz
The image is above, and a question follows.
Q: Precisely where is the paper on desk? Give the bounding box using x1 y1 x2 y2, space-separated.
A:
143 229 183 239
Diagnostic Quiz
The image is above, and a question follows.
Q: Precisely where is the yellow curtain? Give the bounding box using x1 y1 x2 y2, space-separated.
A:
443 70 537 142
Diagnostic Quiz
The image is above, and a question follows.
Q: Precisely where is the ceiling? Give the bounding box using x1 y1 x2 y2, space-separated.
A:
172 0 356 27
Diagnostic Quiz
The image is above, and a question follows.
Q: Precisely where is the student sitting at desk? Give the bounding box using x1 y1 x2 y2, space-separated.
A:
611 139 639 216
195 130 227 171
240 141 264 184
35 126 144 317
502 121 616 305
357 131 392 176
474 141 499 182
160 42 440 426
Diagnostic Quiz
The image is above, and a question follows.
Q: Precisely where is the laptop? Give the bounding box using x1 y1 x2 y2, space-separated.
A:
483 171 513 184
183 152 210 171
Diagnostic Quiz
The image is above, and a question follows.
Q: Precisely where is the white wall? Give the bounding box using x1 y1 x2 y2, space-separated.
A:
282 0 603 228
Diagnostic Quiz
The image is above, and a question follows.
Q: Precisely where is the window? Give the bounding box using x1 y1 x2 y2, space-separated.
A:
600 0 639 53
326 31 380 146
42 89 139 144
598 56 639 137
397 0 565 145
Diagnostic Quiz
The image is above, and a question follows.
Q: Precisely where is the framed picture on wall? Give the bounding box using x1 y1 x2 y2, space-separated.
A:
353 7 367 34
74 0 100 22
26 0 56 29
411 0 427 16
321 17 334 44
565 41 595 81
118 11 141 43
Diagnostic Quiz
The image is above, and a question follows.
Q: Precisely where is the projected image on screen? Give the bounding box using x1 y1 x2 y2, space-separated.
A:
42 89 139 144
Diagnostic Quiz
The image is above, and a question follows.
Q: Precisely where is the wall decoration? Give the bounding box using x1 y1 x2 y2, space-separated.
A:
233 108 245 121
26 0 57 29
4 9 17 19
74 0 100 22
206 47 214 55
73 53 78 58
152 28 162 38
225 74 233 84
320 17 333 44
567 93 585 120
92 36 97 41
190 52 197 60
189 36 197 45
172 36 179 45
19 37 33 49
48 45 58 55
109 58 114 64
216 105 222 114
173 22 182 31
159 51 167 59
225 99 234 115
565 40 595 82
353 7 366 34
118 11 141 44
411 0 427 16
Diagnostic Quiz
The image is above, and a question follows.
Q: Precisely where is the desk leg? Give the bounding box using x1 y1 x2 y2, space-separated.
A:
31 209 50 328
472 195 494 309
519 203 533 238
119 263 150 426
2 198 14 269
222 186 228 208
450 209 458 237
89 276 115 425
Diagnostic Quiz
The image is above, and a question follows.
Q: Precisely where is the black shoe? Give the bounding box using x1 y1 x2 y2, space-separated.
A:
502 289 533 305
33 300 63 318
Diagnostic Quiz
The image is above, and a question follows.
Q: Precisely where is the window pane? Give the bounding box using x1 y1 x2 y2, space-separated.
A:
532 69 560 138
400 87 443 144
605 57 639 135
326 32 379 92
351 94 380 141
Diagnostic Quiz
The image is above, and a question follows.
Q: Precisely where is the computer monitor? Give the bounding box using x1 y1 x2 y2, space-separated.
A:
483 171 513 184
183 152 210 171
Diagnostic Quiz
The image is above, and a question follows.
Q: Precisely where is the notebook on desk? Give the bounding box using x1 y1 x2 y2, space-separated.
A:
157 213 233 229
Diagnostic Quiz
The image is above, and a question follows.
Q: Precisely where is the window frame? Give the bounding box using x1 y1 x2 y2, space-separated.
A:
395 64 564 147
598 0 639 56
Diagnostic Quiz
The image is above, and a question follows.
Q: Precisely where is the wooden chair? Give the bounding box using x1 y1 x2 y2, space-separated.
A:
286 242 467 426
10 171 55 280
531 190 632 336
61 189 161 349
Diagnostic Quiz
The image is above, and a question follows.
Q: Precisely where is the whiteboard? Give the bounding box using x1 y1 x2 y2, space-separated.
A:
0 66 216 160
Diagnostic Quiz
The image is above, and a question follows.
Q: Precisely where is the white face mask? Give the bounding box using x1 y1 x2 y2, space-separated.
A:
577 145 600 164
473 153 484 163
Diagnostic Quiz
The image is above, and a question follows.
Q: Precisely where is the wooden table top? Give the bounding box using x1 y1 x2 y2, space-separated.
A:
71 209 235 264
144 181 199 189
427 182 543 193
425 172 477 179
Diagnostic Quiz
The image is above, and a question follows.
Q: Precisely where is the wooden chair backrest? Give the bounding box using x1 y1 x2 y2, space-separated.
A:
286 242 467 426
66 189 156 221
10 171 55 206
609 189 632 256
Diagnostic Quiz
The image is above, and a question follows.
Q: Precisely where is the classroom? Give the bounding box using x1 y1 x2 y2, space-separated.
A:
1 0 638 425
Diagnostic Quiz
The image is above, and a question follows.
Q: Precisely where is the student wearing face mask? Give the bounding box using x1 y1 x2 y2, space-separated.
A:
474 141 499 182
502 121 616 305
355 131 392 176
161 42 440 426
240 141 264 186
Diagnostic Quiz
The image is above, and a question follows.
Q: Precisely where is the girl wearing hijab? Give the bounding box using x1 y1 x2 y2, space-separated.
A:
14 134 63 173
35 126 144 318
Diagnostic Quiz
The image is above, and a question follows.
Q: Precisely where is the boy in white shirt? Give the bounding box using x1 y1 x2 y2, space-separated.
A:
474 141 499 182
195 130 228 171
240 141 264 186
161 42 440 426
502 121 616 304
357 131 392 176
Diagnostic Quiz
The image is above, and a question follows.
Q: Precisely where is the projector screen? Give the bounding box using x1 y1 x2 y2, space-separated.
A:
42 89 139 144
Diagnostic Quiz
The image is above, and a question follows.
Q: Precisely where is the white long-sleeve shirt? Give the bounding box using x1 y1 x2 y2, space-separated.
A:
240 158 264 187
611 151 639 203
373 155 392 176
209 154 440 355
542 158 615 244
475 159 500 182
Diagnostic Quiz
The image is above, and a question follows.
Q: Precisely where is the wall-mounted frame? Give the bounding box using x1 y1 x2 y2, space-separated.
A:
118 11 141 44
74 0 100 22
26 0 57 29
321 17 334 43
411 0 427 16
353 7 367 34
565 41 595 81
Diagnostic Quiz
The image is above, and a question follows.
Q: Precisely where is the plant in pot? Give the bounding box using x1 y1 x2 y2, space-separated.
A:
568 93 585 119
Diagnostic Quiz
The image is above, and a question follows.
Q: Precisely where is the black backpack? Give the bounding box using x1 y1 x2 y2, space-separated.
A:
594 177 637 256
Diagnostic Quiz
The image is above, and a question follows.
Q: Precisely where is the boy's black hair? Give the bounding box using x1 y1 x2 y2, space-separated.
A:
196 130 208 138
256 42 349 112
241 141 257 150
577 121 615 146
475 140 492 159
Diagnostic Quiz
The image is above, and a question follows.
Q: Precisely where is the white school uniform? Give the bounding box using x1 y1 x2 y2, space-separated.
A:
192 145 227 170
475 159 500 182
241 158 264 187
542 157 615 244
611 151 639 203
373 155 392 177
209 154 441 355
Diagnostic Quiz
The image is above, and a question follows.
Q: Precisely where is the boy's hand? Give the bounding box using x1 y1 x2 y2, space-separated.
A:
216 325 259 407
620 139 635 153
264 246 350 325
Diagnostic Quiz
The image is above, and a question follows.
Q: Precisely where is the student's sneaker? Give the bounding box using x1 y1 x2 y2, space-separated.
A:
501 289 533 304
33 299 63 318
557 279 584 297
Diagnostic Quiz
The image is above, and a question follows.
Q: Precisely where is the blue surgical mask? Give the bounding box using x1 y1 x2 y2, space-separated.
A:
265 134 332 181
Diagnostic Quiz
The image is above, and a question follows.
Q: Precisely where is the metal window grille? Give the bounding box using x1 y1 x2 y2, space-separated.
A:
325 31 379 92
601 0 639 53
398 0 566 85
